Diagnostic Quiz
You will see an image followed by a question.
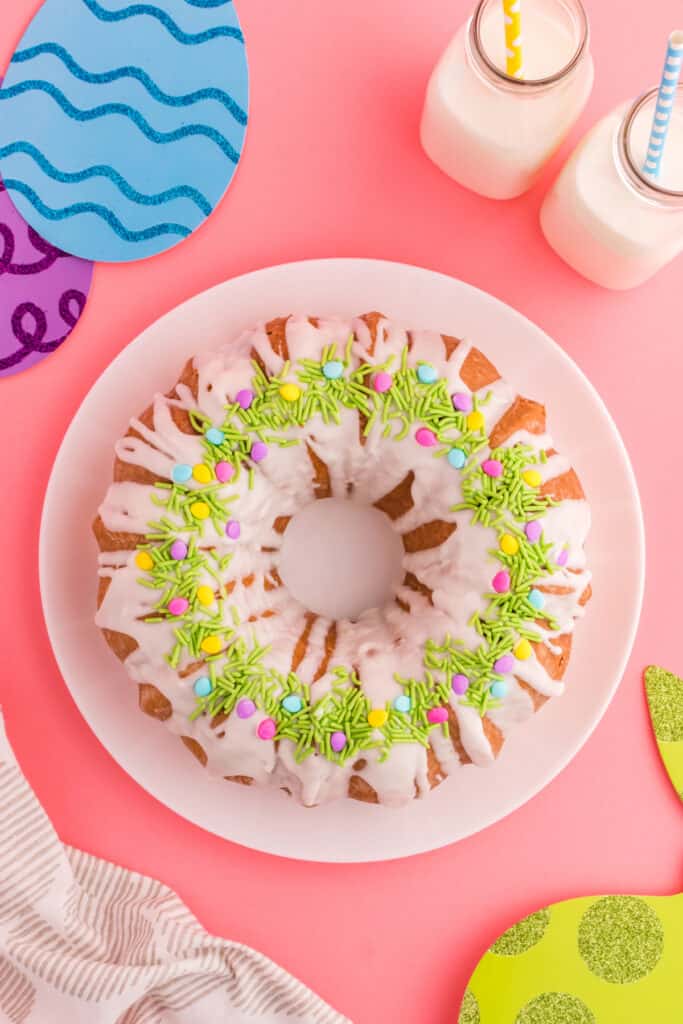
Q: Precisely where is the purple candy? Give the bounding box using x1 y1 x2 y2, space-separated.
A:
427 706 449 725
215 461 234 483
251 441 268 462
525 520 542 543
225 519 241 540
170 540 187 561
451 673 469 695
235 388 253 409
492 570 511 594
257 717 277 740
236 698 256 719
452 392 472 413
482 459 503 478
330 731 347 752
557 547 569 566
494 654 515 674
168 597 189 616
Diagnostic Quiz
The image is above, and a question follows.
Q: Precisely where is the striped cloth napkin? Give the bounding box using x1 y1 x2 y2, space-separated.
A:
0 712 349 1024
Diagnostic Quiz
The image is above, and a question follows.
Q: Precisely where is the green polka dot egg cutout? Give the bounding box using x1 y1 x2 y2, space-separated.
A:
458 989 480 1024
463 892 683 1022
645 665 683 799
93 313 592 807
515 992 596 1024
490 908 551 956
578 897 664 984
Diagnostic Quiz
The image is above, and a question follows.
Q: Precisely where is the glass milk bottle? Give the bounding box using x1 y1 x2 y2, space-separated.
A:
420 0 594 199
541 86 683 289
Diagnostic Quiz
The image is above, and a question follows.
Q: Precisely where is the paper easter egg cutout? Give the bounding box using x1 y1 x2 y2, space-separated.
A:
0 0 249 262
0 177 92 376
458 667 683 1024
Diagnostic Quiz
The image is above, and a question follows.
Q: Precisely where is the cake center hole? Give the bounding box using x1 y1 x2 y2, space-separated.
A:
279 498 404 620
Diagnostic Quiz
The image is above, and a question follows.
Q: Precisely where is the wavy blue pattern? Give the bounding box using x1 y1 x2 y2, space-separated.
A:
13 43 247 124
0 141 213 215
81 0 243 45
0 80 240 163
184 0 231 6
3 178 190 242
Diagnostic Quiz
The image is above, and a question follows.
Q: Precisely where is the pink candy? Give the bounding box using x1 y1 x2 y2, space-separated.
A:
452 392 472 413
494 654 514 674
557 548 569 566
215 461 234 483
225 520 241 540
492 570 511 594
525 520 542 543
482 459 503 478
236 698 256 719
427 706 449 725
373 372 393 393
168 597 189 616
251 441 268 462
415 427 437 447
257 717 277 740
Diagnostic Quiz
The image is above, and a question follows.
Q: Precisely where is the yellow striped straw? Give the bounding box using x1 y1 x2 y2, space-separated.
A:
503 0 524 78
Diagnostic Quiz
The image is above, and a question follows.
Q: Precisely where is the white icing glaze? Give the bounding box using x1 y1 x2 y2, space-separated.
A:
95 314 591 807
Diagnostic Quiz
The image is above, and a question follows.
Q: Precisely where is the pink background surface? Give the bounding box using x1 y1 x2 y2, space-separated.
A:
1 2 682 1022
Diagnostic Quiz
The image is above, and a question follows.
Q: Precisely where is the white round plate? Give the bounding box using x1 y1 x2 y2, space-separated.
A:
40 259 644 863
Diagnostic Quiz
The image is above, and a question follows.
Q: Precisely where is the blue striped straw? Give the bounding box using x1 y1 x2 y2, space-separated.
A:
643 31 683 178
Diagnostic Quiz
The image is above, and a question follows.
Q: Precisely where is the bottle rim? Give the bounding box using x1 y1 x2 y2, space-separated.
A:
469 0 590 92
617 85 683 204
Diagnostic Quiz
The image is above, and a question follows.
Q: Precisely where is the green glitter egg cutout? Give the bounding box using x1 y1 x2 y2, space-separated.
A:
578 896 664 984
515 992 596 1024
490 907 551 956
458 989 480 1024
645 666 683 742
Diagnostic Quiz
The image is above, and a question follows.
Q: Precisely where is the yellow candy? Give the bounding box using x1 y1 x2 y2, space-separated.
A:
135 551 153 571
279 383 301 403
514 638 533 661
192 463 212 484
500 534 519 556
522 469 542 488
466 410 485 432
367 708 388 729
201 636 222 655
196 585 214 606
190 501 210 520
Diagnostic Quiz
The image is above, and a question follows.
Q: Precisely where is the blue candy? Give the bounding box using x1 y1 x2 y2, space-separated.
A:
447 447 467 469
490 681 508 699
205 427 225 445
528 588 545 611
322 360 344 380
417 363 438 384
193 676 212 698
393 694 412 713
172 463 192 484
282 694 303 714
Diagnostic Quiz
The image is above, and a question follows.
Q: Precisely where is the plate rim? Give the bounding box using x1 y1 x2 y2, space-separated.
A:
39 257 646 863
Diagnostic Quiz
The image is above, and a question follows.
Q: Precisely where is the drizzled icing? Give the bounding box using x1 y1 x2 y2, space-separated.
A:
95 314 591 807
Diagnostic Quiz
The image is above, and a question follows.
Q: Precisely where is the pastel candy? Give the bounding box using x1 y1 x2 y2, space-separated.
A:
251 441 268 462
447 447 467 469
427 706 449 724
322 360 344 380
235 389 253 410
193 676 212 698
373 372 393 393
494 654 514 674
415 427 437 447
452 673 469 695
490 681 507 699
330 731 347 752
205 427 224 445
452 392 472 413
172 464 192 484
525 520 542 543
168 597 189 616
236 698 256 719
281 694 303 714
215 461 234 483
492 570 511 593
225 520 241 540
393 695 412 713
257 718 277 740
417 363 438 384
482 459 503 478
170 540 187 561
